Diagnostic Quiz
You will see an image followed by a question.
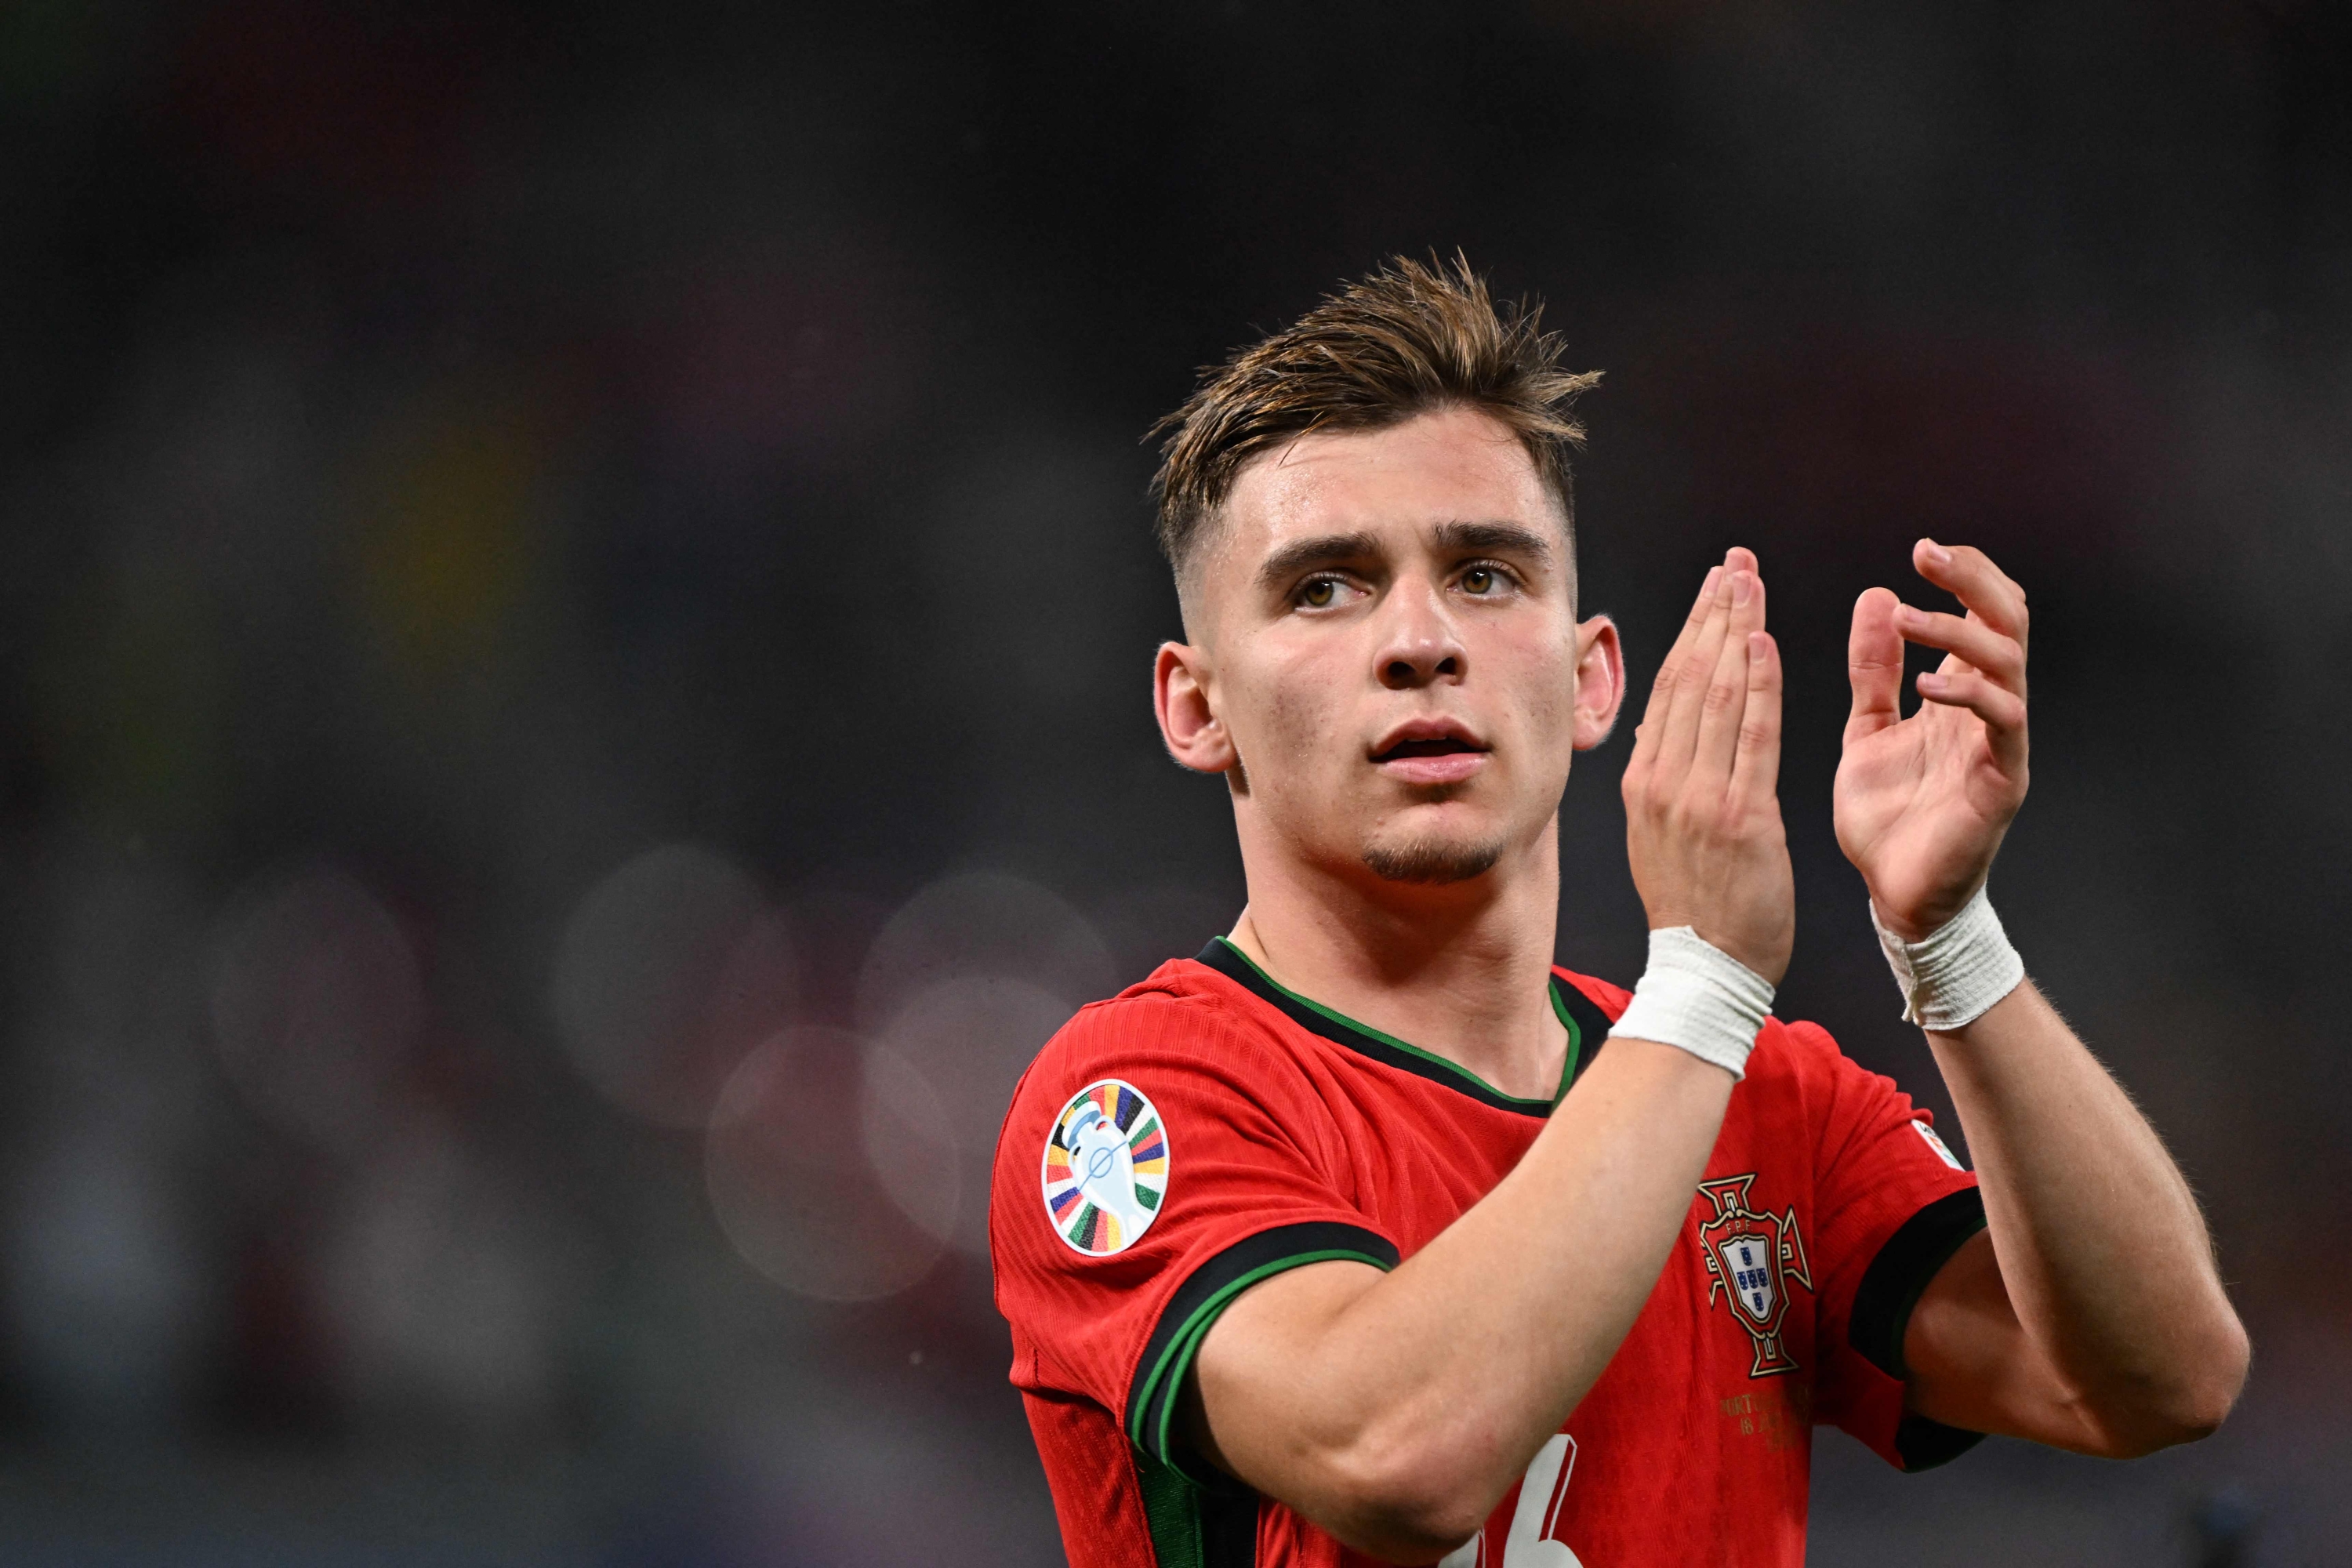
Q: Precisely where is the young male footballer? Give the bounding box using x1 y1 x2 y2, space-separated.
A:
988 258 2246 1566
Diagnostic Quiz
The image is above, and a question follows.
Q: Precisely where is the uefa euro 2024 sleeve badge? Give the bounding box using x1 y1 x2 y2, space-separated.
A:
1697 1174 1814 1377
1042 1080 1168 1257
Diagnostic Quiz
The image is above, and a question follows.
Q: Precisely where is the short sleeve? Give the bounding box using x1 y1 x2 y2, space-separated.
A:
989 987 1398 1479
1787 1020 1989 1472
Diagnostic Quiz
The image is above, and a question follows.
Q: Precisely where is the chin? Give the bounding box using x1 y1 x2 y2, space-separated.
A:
1359 833 1507 885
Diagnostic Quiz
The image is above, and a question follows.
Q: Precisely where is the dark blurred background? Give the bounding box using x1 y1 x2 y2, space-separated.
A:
0 1 2345 1563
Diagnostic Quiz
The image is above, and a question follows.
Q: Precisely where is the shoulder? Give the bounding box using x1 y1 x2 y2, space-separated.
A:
1034 958 1298 1069
1737 1014 1955 1181
1750 1014 1876 1090
1004 958 1319 1133
987 958 1356 1286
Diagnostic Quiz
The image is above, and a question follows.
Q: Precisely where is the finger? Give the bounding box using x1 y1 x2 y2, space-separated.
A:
1720 544 1759 588
1625 565 1721 806
1890 603 2024 692
1846 586 1904 743
1632 562 1722 753
1650 557 1740 784
1691 563 1766 782
1916 670 2028 775
1624 564 1719 801
1915 539 2029 650
1727 630 1782 810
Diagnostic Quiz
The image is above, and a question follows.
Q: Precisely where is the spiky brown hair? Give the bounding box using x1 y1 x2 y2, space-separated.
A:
1149 253 1601 577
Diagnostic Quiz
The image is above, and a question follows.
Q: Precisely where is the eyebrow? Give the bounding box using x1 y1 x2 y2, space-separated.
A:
1253 530 1382 592
1431 520 1557 565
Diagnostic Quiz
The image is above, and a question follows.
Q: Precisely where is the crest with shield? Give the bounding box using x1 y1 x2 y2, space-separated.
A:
1697 1174 1813 1377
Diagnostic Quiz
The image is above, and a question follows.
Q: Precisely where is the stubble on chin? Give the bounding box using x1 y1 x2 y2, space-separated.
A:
1359 833 1506 885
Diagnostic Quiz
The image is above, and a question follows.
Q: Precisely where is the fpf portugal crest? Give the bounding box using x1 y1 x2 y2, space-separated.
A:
1697 1174 1813 1377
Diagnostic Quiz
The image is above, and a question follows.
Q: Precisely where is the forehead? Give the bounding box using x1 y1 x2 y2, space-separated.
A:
1218 405 1559 562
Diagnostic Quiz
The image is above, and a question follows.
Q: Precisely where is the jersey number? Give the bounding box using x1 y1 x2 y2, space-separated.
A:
1435 1435 1584 1568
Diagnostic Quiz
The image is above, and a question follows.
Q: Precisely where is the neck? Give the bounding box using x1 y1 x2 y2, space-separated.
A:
1225 814 1567 1102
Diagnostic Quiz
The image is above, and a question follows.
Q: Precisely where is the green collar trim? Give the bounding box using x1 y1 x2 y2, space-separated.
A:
1207 936 1581 1112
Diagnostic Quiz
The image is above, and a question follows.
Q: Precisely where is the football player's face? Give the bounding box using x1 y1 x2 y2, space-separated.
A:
1166 406 1624 887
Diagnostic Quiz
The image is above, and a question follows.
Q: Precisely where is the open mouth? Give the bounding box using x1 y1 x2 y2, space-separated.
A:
1373 736 1487 762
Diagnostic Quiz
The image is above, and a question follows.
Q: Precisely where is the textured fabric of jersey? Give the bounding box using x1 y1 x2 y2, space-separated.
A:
989 942 1987 1568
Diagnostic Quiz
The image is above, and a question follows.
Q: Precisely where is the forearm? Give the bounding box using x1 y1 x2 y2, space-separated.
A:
1926 979 2247 1443
1194 1040 1733 1559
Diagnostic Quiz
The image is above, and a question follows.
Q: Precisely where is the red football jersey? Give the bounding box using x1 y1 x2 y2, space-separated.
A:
989 940 1987 1567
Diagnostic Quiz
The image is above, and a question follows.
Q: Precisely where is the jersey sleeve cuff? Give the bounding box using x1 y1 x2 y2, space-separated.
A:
1848 1185 1990 1472
1893 1411 1987 1472
1126 1219 1401 1483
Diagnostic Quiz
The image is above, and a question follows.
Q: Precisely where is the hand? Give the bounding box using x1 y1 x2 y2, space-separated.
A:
1621 547 1794 985
1835 539 2030 941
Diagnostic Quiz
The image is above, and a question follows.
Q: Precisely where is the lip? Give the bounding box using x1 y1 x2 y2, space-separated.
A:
1370 718 1490 786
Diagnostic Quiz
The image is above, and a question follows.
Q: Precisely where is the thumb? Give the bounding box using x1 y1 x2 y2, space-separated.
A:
1846 587 1904 744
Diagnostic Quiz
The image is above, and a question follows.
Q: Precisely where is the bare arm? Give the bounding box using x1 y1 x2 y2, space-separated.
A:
1904 982 2246 1454
1188 550 1795 1563
1838 543 2248 1459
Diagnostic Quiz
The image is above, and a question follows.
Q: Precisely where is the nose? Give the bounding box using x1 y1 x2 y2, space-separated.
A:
1374 581 1466 691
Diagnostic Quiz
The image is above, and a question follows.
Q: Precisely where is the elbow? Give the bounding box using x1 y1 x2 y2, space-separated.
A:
2083 1319 2251 1458
2181 1316 2254 1439
1314 1432 1497 1565
2150 1312 2253 1450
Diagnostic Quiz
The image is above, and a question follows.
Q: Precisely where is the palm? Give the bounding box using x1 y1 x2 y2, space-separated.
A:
1835 548 2031 940
1836 659 2019 931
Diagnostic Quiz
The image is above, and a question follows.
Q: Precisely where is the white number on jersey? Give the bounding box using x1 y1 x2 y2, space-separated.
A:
1436 1434 1584 1568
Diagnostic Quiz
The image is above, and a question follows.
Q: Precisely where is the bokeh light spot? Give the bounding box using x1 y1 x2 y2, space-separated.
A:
552 844 797 1127
855 871 1112 1032
705 1028 953 1303
880 976 1076 1253
209 865 424 1152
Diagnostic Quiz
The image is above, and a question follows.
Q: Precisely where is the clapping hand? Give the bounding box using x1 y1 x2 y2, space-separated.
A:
1835 539 2031 942
1621 546 1795 985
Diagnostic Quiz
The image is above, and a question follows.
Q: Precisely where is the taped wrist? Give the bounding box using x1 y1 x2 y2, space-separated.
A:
1607 926 1774 1080
1871 884 2026 1031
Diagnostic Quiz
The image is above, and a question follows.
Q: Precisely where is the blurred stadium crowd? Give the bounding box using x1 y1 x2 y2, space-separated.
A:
0 2 2347 1563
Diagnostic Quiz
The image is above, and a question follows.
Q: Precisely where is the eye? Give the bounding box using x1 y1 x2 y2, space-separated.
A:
1461 565 1500 595
1299 577 1339 608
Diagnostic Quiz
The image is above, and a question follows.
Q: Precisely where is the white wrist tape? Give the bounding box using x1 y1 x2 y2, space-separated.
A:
1871 884 2025 1031
1607 927 1774 1080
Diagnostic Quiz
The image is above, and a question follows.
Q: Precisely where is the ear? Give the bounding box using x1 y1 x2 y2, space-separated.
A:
1570 614 1627 752
1155 641 1238 774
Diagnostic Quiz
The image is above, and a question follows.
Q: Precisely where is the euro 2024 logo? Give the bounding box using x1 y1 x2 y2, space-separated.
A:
1042 1080 1168 1256
1697 1174 1813 1377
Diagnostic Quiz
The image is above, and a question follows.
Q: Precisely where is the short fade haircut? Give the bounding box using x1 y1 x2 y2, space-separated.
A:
1149 252 1601 579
